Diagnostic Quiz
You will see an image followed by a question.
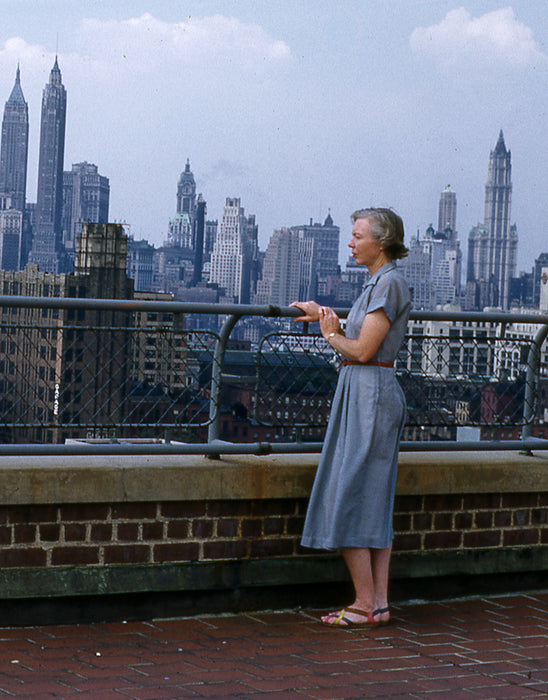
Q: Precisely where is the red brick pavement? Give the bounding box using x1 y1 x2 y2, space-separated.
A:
0 591 546 698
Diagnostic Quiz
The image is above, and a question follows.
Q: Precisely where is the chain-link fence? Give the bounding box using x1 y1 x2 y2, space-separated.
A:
0 298 547 449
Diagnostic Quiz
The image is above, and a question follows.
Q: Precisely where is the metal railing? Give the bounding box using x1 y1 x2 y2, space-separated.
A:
1 294 548 455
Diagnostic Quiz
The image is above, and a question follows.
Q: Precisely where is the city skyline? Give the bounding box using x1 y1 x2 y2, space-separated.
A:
0 2 545 273
0 63 541 311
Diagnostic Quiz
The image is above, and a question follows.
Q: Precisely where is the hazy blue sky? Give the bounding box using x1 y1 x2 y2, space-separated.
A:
0 1 546 270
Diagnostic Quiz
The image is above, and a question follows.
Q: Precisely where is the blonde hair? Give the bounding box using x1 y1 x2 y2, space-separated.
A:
351 207 409 260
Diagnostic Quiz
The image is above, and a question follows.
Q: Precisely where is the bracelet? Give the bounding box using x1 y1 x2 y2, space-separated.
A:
327 332 337 340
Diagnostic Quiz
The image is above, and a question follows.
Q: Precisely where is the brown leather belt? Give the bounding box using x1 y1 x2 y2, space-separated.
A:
342 360 394 367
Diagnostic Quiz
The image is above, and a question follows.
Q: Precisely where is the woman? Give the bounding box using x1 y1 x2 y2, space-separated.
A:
290 207 410 628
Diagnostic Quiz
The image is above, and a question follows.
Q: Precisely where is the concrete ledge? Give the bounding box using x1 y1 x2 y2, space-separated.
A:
0 451 547 504
1 547 547 600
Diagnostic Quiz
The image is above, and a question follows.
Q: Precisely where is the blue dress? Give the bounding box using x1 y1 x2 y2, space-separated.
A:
301 262 411 550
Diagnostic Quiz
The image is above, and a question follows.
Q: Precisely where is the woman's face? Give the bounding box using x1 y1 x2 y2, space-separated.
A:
348 217 386 269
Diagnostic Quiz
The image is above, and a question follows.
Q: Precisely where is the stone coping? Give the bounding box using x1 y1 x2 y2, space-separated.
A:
0 450 547 505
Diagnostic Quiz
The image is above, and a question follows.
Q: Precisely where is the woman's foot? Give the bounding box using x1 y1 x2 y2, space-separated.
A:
321 606 389 628
373 606 390 626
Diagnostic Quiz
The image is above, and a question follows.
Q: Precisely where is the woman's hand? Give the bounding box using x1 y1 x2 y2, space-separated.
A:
318 306 341 340
289 300 322 323
290 301 341 340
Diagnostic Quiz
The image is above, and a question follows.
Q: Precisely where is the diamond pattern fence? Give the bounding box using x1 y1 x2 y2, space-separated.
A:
0 311 541 444
0 316 219 443
252 331 535 439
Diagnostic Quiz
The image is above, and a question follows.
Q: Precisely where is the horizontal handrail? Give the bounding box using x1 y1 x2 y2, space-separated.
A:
0 438 547 456
1 295 547 456
1 294 548 325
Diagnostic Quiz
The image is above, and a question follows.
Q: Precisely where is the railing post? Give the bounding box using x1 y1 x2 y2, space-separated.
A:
521 322 548 452
207 314 240 453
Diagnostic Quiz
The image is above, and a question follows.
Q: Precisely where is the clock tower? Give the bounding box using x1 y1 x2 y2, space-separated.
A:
176 159 196 216
168 159 198 250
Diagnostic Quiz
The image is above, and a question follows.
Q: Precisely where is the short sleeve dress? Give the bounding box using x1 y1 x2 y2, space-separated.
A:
301 262 411 551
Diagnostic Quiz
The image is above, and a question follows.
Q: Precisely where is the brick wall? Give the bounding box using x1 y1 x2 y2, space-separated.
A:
0 492 546 570
393 493 548 553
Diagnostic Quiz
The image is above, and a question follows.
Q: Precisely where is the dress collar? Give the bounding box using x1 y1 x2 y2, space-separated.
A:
363 261 396 289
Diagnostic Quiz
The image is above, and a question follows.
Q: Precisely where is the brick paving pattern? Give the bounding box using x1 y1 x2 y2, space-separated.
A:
0 591 546 698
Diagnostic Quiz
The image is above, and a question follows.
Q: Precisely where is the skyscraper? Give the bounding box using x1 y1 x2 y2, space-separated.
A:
290 214 340 299
209 197 258 303
62 161 110 254
399 187 461 310
28 57 69 273
437 185 456 234
0 66 29 270
0 66 29 213
467 131 518 310
254 227 300 306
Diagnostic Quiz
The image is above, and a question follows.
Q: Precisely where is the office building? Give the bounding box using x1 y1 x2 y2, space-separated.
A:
438 185 456 234
28 57 70 274
290 214 340 299
399 187 461 309
399 232 433 309
467 131 518 309
62 162 109 254
209 197 258 303
254 227 300 306
0 223 133 443
254 213 341 306
204 219 218 264
533 253 548 309
162 161 215 288
0 206 22 270
127 237 155 292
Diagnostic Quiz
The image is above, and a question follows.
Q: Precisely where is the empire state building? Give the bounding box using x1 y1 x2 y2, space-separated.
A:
466 131 518 310
28 57 70 273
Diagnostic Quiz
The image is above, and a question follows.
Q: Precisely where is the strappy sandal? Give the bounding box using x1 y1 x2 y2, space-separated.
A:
373 606 390 626
321 606 388 628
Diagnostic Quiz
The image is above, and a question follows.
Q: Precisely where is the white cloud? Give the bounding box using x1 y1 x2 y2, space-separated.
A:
410 7 546 66
0 37 54 75
78 13 291 73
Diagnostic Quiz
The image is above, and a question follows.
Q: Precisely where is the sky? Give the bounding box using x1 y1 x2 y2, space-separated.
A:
0 0 546 272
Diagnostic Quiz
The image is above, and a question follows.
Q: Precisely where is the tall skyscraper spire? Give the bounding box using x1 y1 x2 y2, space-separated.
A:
0 64 29 212
29 56 69 273
466 131 518 310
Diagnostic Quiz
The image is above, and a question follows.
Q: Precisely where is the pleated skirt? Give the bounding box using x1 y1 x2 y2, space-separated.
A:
301 364 406 551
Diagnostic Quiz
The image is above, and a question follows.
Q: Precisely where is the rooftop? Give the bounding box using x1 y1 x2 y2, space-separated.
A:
1 591 546 698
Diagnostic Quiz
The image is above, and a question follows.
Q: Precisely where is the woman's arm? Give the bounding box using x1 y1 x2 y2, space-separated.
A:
291 300 391 363
319 306 390 363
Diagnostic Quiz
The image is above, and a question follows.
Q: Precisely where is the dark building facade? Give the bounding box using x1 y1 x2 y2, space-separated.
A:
28 57 70 274
0 223 134 443
127 237 155 292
